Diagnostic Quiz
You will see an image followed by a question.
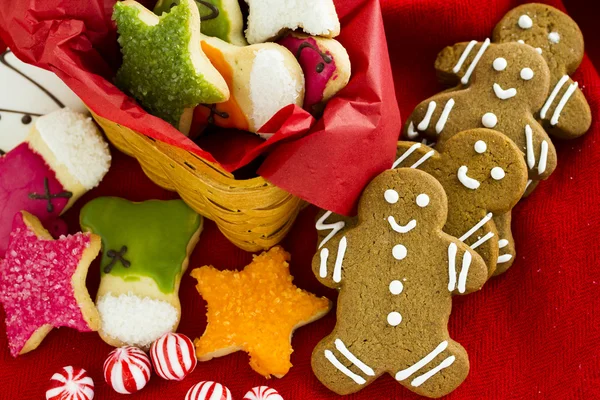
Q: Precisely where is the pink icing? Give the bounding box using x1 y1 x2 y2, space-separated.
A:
0 212 93 357
278 35 337 112
0 144 70 257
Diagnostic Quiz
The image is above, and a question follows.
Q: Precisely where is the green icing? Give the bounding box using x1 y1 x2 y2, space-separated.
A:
154 0 231 43
113 0 226 126
80 197 201 294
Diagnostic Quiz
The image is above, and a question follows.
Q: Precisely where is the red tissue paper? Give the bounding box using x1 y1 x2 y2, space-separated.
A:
0 0 401 216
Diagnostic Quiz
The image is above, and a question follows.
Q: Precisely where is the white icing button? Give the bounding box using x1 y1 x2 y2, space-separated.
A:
474 140 487 154
492 57 507 71
491 167 506 180
389 280 404 295
518 15 533 29
535 47 543 54
517 39 525 44
416 193 430 208
548 32 560 44
520 68 534 80
392 244 407 260
384 189 399 204
482 113 498 128
387 312 402 326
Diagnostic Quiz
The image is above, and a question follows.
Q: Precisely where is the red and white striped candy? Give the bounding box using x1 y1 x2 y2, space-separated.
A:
243 386 284 400
150 332 197 381
103 346 152 394
185 381 232 400
46 366 94 400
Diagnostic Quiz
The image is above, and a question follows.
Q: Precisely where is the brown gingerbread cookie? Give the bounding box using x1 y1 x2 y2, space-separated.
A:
493 3 591 139
311 168 488 398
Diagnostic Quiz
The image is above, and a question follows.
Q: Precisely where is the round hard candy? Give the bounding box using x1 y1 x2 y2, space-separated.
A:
46 366 94 400
185 381 233 400
150 332 197 381
103 346 152 394
243 386 285 400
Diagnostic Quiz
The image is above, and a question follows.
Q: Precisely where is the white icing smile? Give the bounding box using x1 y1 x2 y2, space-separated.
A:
493 83 517 100
457 166 481 189
388 216 417 233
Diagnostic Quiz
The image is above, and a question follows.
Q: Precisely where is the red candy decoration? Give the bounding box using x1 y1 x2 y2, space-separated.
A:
103 346 152 394
45 366 94 400
185 381 233 400
150 332 197 381
243 386 285 400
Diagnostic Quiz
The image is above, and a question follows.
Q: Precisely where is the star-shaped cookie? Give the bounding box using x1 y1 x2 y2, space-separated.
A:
191 246 331 378
0 211 101 357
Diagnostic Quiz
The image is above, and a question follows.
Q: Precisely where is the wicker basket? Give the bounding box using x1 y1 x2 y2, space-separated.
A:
91 111 305 252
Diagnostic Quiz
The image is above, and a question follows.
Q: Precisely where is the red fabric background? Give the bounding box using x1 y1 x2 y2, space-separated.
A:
1 0 600 399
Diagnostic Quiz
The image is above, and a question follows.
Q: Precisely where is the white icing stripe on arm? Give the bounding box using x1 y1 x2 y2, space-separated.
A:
395 341 449 381
457 251 472 293
540 75 569 119
498 254 513 263
525 125 535 169
525 179 532 191
470 231 494 250
333 236 347 283
457 166 481 189
393 143 421 169
538 140 548 175
411 356 456 387
319 248 329 278
316 211 345 249
407 121 419 139
551 81 578 125
335 339 375 377
324 350 366 385
418 101 437 131
498 239 509 248
388 217 417 233
411 150 435 169
435 99 455 134
453 40 478 73
461 38 490 85
459 213 493 242
448 243 457 291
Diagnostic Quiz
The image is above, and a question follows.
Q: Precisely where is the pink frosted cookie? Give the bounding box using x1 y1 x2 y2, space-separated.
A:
0 211 101 356
278 33 351 114
186 381 232 400
243 386 285 400
150 332 197 381
46 366 95 400
0 108 111 256
103 346 152 394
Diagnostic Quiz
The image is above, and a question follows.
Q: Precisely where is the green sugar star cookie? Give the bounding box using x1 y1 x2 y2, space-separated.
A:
114 0 229 130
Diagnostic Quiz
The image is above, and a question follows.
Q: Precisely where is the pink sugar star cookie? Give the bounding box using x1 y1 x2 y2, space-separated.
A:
0 211 101 356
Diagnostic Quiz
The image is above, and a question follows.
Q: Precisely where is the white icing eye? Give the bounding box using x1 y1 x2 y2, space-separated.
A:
548 32 560 44
416 194 430 208
482 113 498 128
518 15 533 29
387 312 402 326
491 167 506 180
389 280 404 295
474 140 487 153
535 47 543 54
392 244 407 260
493 57 507 71
384 189 399 204
520 68 534 80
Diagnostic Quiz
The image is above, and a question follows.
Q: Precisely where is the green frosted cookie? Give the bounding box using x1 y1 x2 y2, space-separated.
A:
114 0 229 131
155 0 247 46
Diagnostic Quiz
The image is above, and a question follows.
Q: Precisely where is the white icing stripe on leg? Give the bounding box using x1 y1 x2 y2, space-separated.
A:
470 232 494 250
319 248 329 278
498 239 509 249
540 75 569 119
324 350 366 385
407 121 419 139
453 40 478 73
411 356 456 387
459 213 493 242
447 243 457 292
316 211 345 249
388 217 417 233
334 339 375 377
551 81 578 125
410 150 435 169
525 179 532 191
538 140 548 175
497 254 513 263
395 341 449 381
435 99 455 134
333 236 347 283
418 101 437 131
525 124 535 169
461 38 490 85
393 143 422 169
457 252 472 294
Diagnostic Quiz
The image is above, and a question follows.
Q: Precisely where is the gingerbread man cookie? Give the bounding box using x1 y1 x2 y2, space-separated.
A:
493 3 591 139
311 168 488 397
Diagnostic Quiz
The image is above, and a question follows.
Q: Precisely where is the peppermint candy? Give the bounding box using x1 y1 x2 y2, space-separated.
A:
46 366 94 400
244 386 285 400
185 381 233 400
150 332 197 381
103 346 152 394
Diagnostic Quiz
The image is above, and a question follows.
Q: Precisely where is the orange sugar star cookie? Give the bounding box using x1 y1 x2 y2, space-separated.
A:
190 246 331 378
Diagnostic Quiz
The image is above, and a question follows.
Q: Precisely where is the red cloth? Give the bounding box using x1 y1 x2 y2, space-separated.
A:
1 0 600 399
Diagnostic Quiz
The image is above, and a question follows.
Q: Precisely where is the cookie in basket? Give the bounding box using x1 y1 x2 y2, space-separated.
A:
80 197 202 348
191 246 331 378
311 168 488 397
